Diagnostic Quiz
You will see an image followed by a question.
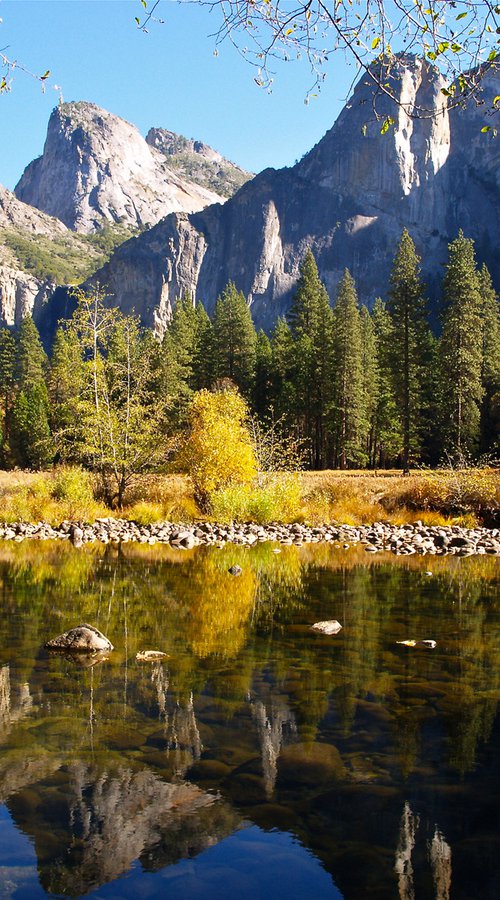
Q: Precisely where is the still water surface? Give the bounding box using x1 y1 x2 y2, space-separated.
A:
0 540 498 899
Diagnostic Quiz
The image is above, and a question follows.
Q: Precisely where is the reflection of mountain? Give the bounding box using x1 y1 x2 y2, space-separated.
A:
7 762 241 896
250 694 297 797
0 664 33 737
0 542 498 898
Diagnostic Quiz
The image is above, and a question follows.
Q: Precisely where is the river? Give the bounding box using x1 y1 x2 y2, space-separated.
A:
0 540 498 898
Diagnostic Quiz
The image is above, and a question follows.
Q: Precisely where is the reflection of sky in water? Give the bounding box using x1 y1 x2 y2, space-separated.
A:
0 806 45 899
0 811 341 900
93 826 342 900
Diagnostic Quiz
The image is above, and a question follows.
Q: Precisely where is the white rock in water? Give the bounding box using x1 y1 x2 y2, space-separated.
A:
311 620 342 635
396 639 436 649
45 623 113 652
136 650 168 661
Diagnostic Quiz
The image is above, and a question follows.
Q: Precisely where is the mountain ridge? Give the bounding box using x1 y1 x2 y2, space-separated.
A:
14 101 248 234
86 56 500 333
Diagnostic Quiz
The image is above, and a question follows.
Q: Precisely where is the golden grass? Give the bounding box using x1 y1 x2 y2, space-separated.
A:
0 467 496 526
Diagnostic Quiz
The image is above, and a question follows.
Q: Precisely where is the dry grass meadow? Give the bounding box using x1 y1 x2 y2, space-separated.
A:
0 466 497 527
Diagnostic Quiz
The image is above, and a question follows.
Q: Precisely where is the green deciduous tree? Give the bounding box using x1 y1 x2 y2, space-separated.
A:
438 232 484 457
55 288 169 507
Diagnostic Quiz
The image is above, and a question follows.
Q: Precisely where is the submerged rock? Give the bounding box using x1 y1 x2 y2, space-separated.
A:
45 624 114 653
396 639 437 649
136 650 168 661
311 620 343 635
47 649 111 668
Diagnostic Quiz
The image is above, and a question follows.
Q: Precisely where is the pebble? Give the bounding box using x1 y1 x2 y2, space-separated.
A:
0 518 497 557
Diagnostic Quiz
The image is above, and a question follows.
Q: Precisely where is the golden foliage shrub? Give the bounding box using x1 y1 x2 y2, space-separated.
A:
177 389 257 508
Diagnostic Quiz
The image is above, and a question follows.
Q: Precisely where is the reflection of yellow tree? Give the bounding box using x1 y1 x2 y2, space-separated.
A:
185 553 258 658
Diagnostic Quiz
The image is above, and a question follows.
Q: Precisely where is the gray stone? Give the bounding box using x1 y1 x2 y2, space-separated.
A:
311 620 343 636
45 623 114 653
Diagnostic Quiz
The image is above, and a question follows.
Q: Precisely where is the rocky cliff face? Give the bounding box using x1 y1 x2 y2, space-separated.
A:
0 184 67 236
146 127 251 197
0 185 67 326
89 57 499 333
15 102 226 234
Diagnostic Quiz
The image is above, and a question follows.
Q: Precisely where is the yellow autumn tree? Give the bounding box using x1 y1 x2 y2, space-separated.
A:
179 386 257 510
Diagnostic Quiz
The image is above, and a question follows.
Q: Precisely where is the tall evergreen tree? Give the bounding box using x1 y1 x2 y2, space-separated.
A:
269 316 297 427
288 250 334 467
169 291 199 390
11 317 52 469
438 231 484 457
370 299 402 467
478 263 500 454
359 306 379 467
331 269 365 468
211 282 257 397
16 317 48 391
191 303 214 391
11 384 52 469
387 229 431 472
254 329 273 418
0 329 16 465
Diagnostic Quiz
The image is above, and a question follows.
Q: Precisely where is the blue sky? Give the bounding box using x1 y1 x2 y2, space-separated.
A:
0 0 356 190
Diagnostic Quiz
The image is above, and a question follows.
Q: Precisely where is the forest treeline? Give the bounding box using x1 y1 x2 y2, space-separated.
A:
0 228 498 503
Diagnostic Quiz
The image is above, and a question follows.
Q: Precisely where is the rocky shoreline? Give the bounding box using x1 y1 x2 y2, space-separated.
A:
0 519 499 556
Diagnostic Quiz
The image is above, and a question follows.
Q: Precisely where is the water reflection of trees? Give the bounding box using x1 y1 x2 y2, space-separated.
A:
0 541 497 896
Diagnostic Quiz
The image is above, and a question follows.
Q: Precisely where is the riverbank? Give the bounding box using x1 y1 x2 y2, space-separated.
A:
1 518 499 556
0 468 499 530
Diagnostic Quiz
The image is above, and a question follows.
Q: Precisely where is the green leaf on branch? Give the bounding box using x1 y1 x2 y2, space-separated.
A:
380 116 394 135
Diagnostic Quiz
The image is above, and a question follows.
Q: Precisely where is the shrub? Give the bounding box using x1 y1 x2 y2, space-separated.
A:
178 388 257 509
209 474 302 524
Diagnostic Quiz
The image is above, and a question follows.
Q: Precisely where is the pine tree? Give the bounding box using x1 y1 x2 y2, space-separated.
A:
478 264 500 454
254 329 273 417
439 231 484 458
387 229 431 472
211 282 257 397
11 317 52 468
0 329 16 465
331 269 365 468
191 303 214 391
11 384 52 469
288 250 334 467
169 291 199 390
359 306 378 467
370 299 402 467
16 317 48 391
270 316 297 426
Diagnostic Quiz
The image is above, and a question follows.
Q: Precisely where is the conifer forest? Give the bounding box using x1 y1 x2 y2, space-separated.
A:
0 229 498 494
